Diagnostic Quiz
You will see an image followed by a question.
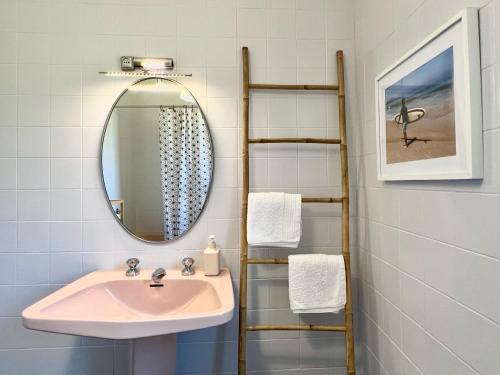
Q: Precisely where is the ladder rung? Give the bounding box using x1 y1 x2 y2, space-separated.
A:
248 137 341 144
247 324 347 332
249 83 339 91
302 197 344 203
247 258 288 264
248 251 347 265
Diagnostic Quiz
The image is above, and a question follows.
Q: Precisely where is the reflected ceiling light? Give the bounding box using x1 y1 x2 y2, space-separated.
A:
127 79 179 92
99 56 192 78
180 89 196 103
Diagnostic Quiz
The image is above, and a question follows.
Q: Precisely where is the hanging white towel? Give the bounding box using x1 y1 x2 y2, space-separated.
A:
247 192 301 248
288 254 346 314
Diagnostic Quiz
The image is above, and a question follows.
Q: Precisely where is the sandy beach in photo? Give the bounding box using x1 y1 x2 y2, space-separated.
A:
385 88 456 164
384 47 456 164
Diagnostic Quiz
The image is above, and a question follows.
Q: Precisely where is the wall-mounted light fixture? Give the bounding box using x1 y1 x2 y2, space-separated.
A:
99 56 192 78
120 56 173 71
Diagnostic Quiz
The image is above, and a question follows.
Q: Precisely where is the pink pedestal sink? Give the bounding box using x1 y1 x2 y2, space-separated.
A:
22 268 234 375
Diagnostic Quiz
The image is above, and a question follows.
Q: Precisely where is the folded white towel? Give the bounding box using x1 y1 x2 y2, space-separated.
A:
288 254 346 314
247 192 301 248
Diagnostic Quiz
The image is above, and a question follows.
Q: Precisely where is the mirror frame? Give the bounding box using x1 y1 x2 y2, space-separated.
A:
99 77 215 244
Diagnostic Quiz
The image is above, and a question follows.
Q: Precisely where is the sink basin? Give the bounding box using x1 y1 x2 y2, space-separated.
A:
22 268 234 340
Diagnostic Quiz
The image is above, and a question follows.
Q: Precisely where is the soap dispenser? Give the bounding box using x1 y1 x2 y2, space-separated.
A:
203 235 220 276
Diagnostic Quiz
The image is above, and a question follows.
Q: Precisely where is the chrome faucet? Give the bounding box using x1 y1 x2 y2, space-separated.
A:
150 268 166 287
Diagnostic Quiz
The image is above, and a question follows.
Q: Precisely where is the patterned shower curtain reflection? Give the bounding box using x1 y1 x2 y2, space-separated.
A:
158 106 213 240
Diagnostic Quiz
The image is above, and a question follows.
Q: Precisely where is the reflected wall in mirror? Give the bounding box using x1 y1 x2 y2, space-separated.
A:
101 78 214 243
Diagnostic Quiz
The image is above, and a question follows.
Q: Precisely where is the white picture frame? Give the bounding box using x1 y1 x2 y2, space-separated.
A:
375 8 482 181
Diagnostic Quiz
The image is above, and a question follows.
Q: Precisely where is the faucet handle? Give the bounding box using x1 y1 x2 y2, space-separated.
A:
181 257 195 276
126 258 140 277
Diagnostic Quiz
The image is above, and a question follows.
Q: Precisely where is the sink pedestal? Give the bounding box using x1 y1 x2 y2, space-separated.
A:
130 334 177 375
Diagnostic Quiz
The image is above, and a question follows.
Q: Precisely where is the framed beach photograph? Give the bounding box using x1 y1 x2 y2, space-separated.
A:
375 8 483 180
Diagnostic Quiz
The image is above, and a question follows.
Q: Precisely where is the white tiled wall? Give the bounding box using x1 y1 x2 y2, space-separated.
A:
354 0 500 374
0 0 356 374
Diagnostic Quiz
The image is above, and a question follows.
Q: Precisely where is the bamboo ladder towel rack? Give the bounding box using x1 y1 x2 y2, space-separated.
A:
238 47 355 375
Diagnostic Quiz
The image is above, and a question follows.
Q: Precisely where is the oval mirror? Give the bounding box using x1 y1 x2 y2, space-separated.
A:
100 78 214 243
